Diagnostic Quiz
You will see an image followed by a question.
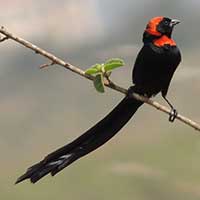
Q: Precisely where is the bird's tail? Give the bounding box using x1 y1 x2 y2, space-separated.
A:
16 90 143 184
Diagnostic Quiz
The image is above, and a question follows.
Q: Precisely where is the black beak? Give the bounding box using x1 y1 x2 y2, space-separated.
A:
170 19 181 27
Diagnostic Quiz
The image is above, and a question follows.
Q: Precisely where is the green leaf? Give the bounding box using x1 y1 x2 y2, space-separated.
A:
104 58 125 72
105 71 112 77
85 58 125 93
93 73 105 93
85 68 98 75
85 64 102 75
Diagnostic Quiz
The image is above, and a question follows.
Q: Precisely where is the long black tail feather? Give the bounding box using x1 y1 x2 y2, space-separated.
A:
16 94 143 184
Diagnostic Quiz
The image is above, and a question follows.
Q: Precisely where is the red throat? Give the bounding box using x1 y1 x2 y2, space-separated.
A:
153 35 176 47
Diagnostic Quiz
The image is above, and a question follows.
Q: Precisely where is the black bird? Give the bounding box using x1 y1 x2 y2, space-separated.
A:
16 16 181 184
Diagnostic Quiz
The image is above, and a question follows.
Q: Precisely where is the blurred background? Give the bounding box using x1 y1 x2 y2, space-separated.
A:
0 0 200 199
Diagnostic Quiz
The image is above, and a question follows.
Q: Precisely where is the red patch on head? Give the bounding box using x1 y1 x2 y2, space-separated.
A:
145 16 164 36
153 35 176 47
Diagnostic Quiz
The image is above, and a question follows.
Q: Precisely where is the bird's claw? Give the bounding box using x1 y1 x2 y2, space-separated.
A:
127 86 135 98
169 108 178 122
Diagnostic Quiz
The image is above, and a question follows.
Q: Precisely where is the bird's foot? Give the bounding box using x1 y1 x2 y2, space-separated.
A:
127 86 135 97
169 108 178 122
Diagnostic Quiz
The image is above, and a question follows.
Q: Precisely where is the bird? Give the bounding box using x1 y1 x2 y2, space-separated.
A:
15 16 181 184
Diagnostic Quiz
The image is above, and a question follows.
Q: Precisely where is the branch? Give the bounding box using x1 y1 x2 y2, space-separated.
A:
0 26 200 132
0 35 8 42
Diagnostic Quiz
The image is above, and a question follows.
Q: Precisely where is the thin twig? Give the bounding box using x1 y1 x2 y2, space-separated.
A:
40 61 56 69
0 35 8 42
0 26 199 132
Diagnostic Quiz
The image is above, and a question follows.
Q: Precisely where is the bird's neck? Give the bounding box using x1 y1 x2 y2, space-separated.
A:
143 31 175 47
143 31 159 44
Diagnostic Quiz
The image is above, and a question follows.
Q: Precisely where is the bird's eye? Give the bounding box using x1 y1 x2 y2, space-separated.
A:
164 21 169 25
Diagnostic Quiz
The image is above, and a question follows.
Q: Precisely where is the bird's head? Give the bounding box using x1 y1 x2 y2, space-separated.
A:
143 16 180 43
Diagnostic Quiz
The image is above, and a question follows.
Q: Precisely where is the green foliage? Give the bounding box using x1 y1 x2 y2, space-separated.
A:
85 64 102 75
85 58 125 93
93 74 105 93
104 58 125 72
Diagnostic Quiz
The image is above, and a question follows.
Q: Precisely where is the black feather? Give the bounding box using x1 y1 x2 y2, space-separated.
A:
16 95 143 183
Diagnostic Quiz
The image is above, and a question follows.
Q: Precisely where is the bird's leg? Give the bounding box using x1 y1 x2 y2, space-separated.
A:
162 96 178 122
